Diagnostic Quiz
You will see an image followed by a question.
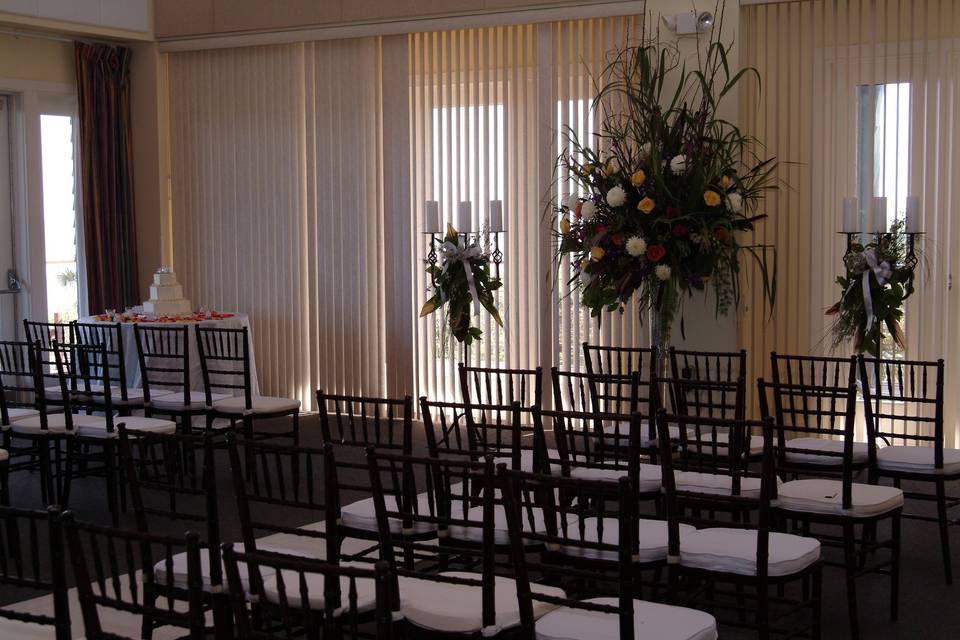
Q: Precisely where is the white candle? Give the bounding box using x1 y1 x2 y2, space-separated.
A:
423 200 440 233
457 201 472 232
905 196 921 233
871 196 888 233
489 200 503 232
842 197 858 233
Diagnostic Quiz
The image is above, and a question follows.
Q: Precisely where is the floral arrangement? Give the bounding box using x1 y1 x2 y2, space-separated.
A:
553 23 776 344
826 221 916 357
420 225 503 345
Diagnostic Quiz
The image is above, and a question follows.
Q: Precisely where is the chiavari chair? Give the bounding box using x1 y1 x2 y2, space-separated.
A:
365 450 563 637
0 340 42 490
62 511 205 640
197 326 300 448
317 391 416 557
657 412 822 639
657 375 753 458
0 506 71 639
768 353 866 474
74 321 159 414
52 342 176 525
227 435 338 572
760 379 901 640
669 348 747 384
859 355 957 584
499 466 718 640
222 544 396 639
118 426 230 637
134 324 227 434
23 320 74 405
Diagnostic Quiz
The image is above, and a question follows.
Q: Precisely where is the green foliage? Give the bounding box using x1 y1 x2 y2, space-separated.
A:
420 230 503 346
827 220 916 357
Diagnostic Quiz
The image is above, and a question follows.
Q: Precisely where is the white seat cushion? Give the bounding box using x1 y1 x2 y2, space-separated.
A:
213 395 300 415
569 463 662 493
78 416 177 438
776 479 904 518
399 572 562 635
42 385 64 400
680 528 820 577
0 449 8 462
492 448 558 473
559 517 695 563
876 445 960 475
4 407 39 423
447 504 547 545
341 494 437 535
150 390 228 411
156 544 317 593
784 437 867 466
261 566 379 615
0 618 62 640
674 471 769 498
9 412 103 435
535 597 717 640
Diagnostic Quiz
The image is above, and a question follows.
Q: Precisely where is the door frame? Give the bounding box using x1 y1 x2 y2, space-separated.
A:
0 77 78 332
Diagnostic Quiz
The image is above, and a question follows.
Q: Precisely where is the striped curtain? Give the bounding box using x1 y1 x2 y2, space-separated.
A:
75 42 139 312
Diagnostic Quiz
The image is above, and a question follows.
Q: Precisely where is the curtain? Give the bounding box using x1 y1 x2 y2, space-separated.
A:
75 42 139 312
739 0 960 444
167 40 385 408
409 17 640 402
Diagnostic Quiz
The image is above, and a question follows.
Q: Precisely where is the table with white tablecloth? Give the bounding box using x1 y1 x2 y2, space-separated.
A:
79 313 259 397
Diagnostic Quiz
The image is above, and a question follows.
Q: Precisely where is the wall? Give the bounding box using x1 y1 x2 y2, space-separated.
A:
0 32 73 83
0 0 151 34
155 0 634 38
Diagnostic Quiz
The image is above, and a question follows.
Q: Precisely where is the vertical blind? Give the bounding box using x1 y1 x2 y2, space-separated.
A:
409 17 640 402
168 39 385 409
166 16 645 409
740 0 960 444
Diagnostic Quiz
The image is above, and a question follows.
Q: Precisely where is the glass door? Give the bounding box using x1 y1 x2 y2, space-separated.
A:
0 94 20 341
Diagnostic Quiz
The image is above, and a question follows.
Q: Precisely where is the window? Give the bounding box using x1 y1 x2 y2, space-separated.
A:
40 113 82 323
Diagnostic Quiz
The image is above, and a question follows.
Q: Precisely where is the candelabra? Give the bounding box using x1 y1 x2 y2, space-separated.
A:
838 195 923 268
422 200 506 286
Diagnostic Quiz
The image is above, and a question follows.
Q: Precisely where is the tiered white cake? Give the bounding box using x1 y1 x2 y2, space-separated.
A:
143 268 192 316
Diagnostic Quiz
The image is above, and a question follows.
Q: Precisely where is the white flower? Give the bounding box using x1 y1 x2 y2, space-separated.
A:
581 271 593 286
605 186 627 208
726 192 744 214
581 200 597 221
639 142 651 158
566 194 580 211
625 236 647 257
670 154 689 175
655 264 672 281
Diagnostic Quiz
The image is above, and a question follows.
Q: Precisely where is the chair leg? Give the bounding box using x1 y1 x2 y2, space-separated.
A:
890 512 901 621
936 479 953 585
37 439 51 505
104 441 120 528
811 565 822 640
61 438 74 508
842 521 860 640
756 580 770 640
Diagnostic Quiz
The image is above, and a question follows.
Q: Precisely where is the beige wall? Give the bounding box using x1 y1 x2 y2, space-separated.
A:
155 0 627 38
0 33 74 84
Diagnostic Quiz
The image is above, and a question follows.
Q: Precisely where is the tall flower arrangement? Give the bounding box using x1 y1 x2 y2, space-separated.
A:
553 23 776 350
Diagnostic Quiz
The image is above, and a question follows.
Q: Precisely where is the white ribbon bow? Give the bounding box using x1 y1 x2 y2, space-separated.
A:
862 248 892 332
439 241 483 316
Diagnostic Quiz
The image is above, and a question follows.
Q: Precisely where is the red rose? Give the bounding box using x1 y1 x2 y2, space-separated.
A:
666 206 680 219
714 227 729 242
612 233 625 246
672 223 687 237
646 244 666 262
575 202 583 219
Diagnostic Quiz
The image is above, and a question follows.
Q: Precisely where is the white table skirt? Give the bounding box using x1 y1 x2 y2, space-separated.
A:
79 313 260 397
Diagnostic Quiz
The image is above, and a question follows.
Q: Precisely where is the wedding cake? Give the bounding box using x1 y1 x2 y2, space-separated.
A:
143 268 192 316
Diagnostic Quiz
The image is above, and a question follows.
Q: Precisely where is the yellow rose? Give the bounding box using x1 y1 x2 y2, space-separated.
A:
630 170 646 187
560 218 571 234
591 246 606 261
602 160 616 177
703 190 722 207
580 163 594 176
637 197 656 214
720 175 732 189
580 259 591 270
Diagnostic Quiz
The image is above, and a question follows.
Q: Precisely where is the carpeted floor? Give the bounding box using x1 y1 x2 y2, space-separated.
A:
2 414 959 639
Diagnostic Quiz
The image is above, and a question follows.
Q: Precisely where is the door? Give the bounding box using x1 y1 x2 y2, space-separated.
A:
0 94 20 341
